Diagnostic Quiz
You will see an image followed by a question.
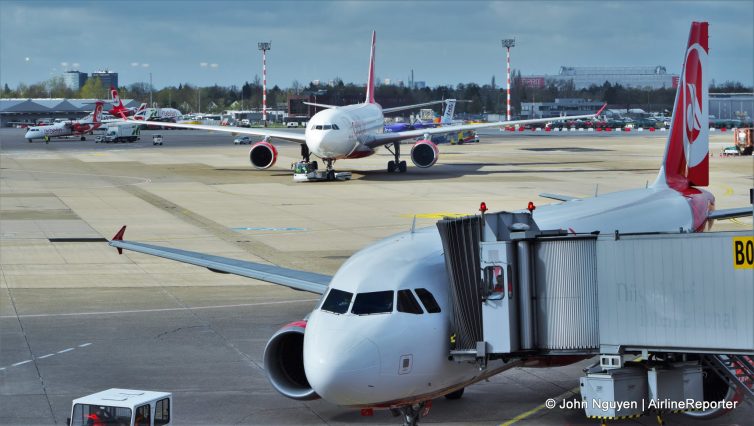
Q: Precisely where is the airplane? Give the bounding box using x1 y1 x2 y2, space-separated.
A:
109 23 752 425
128 32 602 179
132 105 183 122
24 101 104 143
383 99 461 133
109 86 147 118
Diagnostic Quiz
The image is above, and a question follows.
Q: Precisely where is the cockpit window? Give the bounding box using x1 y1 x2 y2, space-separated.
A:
321 289 353 314
323 124 332 130
414 288 441 313
397 290 423 315
332 124 339 130
315 125 323 130
352 291 394 315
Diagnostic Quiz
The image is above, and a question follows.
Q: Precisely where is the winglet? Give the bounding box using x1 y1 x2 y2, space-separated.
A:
365 31 376 104
595 103 607 117
112 225 127 254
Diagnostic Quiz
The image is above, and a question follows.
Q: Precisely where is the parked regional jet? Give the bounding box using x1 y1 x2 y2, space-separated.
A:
128 32 601 178
109 23 751 425
24 102 104 142
384 99 461 133
109 86 147 118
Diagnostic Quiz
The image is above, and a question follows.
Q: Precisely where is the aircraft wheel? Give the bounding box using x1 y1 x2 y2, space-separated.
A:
326 170 335 180
444 388 464 400
398 161 407 173
81 136 86 141
387 160 396 173
311 161 318 170
27 139 32 143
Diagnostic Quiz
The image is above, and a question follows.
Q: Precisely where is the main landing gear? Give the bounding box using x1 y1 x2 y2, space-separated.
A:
385 141 407 173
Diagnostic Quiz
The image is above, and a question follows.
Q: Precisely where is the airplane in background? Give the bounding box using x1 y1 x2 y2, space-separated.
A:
384 99 462 133
109 86 147 118
129 32 601 178
24 102 104 143
109 22 751 425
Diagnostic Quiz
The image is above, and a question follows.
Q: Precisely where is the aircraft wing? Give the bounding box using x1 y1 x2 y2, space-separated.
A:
303 102 339 109
708 207 753 220
383 100 448 114
539 193 578 202
364 110 603 147
125 119 307 144
109 227 329 294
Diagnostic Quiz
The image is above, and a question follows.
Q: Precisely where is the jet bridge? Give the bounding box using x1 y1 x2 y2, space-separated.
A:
437 211 753 419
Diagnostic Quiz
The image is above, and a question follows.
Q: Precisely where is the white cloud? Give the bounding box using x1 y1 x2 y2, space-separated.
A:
199 62 208 67
210 63 219 68
131 62 140 67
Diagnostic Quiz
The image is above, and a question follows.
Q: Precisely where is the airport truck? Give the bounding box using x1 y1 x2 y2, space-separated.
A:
734 128 753 155
68 389 172 426
103 124 140 143
292 160 351 182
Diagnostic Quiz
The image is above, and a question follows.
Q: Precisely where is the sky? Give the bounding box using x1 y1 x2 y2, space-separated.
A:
1 1 752 90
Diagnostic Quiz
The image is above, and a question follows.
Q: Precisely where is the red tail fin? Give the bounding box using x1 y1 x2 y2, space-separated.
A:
657 21 709 190
93 101 103 123
110 86 123 108
365 31 376 104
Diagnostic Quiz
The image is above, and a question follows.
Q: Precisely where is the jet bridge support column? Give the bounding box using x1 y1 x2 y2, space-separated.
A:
517 241 535 350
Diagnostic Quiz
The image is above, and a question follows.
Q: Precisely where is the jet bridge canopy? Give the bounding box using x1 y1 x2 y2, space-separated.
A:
437 211 754 359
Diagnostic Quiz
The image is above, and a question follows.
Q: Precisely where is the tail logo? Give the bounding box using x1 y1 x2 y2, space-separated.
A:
681 44 708 168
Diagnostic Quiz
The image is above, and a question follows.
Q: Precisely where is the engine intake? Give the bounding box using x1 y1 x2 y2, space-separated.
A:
249 141 278 169
263 320 319 401
411 139 439 168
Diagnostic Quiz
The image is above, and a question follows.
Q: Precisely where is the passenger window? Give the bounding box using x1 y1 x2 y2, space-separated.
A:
321 289 353 314
332 124 339 130
352 291 394 315
415 288 441 313
134 404 151 426
154 398 170 426
397 290 423 314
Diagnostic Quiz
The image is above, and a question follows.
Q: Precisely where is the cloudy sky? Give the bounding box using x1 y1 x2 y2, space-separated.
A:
1 1 752 89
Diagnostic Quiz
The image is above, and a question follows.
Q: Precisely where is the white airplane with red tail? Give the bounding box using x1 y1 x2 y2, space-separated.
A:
109 22 751 425
129 32 603 178
24 102 104 142
109 86 146 118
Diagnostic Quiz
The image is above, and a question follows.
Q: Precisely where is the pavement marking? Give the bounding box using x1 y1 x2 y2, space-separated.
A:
0 299 319 319
57 348 74 354
37 353 55 359
1 342 94 370
78 343 92 347
499 386 580 426
0 168 151 188
232 226 306 232
11 360 32 367
400 212 466 219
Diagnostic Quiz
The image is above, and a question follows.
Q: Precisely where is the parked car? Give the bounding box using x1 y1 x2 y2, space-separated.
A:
152 134 163 145
234 136 251 145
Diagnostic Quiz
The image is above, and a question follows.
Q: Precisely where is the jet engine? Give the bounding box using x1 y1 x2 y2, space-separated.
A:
263 320 320 401
410 139 439 168
249 141 278 169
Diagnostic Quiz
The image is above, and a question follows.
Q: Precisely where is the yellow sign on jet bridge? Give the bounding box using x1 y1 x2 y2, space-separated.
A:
733 236 754 269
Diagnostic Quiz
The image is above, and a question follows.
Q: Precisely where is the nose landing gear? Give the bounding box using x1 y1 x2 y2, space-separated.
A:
394 400 431 426
385 141 407 173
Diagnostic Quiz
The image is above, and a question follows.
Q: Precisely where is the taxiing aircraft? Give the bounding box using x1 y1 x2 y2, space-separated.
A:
384 99 460 133
24 102 104 142
109 86 147 118
128 32 601 178
109 22 751 425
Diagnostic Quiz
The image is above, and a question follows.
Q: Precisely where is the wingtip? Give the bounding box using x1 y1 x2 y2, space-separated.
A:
112 225 127 241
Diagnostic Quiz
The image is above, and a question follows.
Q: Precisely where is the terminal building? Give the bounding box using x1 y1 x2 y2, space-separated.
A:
523 66 679 90
90 70 118 89
520 98 605 119
709 93 753 121
63 71 88 91
0 98 139 127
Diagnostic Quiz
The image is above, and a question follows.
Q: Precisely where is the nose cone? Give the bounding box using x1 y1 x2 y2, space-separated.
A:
304 326 380 405
24 130 34 139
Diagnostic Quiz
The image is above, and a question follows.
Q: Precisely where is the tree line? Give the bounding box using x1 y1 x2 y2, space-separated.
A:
1 73 750 116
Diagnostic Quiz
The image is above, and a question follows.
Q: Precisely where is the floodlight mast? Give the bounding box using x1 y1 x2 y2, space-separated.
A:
258 42 271 127
502 38 515 121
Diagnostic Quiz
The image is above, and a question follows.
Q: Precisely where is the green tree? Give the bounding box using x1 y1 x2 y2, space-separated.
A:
79 77 107 99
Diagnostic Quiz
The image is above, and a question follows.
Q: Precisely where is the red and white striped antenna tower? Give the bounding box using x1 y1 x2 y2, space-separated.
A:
258 41 271 127
502 38 515 121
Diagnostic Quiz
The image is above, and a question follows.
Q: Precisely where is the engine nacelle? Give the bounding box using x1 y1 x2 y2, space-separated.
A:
249 141 278 169
263 320 320 401
410 139 439 168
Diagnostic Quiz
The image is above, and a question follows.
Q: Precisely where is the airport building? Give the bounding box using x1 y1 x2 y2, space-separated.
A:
0 98 139 127
90 70 119 89
710 93 753 121
520 98 605 119
523 66 679 90
62 71 88 91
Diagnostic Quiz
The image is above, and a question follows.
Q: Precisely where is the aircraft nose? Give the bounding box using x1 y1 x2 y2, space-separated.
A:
305 332 380 405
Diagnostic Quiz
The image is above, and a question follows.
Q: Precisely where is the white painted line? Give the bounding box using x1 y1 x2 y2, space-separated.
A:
78 343 92 347
0 299 319 319
0 367 5 371
12 360 32 367
57 348 74 354
37 353 55 359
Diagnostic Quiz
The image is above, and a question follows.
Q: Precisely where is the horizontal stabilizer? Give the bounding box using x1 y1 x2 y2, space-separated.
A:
708 207 753 220
109 239 330 294
539 193 578 202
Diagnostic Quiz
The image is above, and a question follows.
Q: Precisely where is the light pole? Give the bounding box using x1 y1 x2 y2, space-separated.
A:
258 41 271 127
502 38 515 121
149 72 153 107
